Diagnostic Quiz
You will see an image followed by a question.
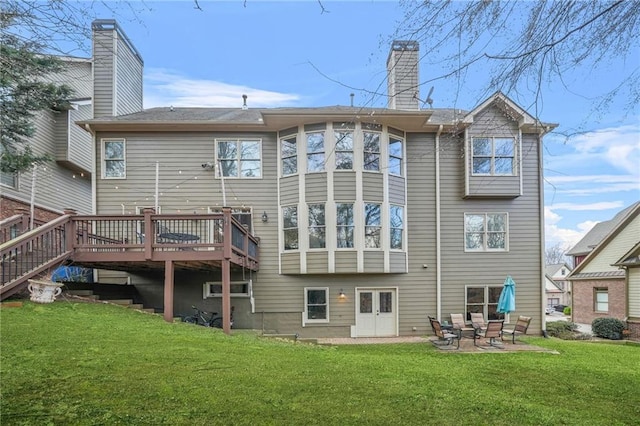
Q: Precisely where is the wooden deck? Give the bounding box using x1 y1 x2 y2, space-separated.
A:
0 208 259 333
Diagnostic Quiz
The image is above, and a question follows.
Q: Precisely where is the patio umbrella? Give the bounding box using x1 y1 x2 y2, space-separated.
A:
497 275 516 314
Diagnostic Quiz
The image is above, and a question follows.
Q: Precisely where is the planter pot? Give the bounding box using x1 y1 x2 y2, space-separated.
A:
27 279 63 304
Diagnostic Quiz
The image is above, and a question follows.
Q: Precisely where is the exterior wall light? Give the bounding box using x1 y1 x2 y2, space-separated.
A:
261 211 268 223
339 289 346 299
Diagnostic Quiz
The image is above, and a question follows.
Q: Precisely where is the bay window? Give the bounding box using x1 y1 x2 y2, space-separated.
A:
308 203 326 249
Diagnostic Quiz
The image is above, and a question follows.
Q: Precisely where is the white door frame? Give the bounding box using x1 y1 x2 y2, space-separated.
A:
354 287 398 337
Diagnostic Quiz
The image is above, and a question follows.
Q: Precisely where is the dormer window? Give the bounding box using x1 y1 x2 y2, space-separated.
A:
472 137 515 176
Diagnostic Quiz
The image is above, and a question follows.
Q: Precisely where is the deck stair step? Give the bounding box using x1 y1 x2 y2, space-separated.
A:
128 303 144 310
105 299 133 306
142 308 156 313
65 289 94 297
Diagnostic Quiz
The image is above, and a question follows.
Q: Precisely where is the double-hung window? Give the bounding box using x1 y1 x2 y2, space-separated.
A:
0 171 18 188
389 205 404 249
472 137 515 175
0 144 18 188
305 287 329 323
364 203 381 248
595 288 608 312
464 213 508 251
336 203 354 248
216 139 262 178
334 130 353 170
281 136 297 176
308 203 326 249
102 139 126 179
388 136 403 175
283 206 298 250
307 131 325 172
363 125 381 171
466 286 503 321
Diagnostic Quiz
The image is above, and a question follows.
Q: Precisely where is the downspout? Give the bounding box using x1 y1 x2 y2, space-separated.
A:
436 125 443 321
538 130 547 332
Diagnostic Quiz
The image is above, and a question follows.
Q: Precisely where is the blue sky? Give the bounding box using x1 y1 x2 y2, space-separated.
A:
89 0 639 251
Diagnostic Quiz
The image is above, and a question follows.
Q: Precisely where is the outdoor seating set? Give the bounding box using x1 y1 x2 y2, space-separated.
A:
429 314 532 349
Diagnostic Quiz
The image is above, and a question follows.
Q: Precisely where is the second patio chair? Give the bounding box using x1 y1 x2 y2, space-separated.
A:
474 319 504 347
450 313 475 339
429 316 460 349
502 315 532 344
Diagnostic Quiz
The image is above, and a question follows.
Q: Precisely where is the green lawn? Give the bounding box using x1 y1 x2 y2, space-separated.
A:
1 301 638 425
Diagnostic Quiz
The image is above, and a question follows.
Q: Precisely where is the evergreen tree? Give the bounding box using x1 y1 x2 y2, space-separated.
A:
1 12 73 173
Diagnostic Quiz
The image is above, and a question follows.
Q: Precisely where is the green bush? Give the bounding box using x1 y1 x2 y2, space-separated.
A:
591 317 625 340
546 321 578 337
563 306 571 315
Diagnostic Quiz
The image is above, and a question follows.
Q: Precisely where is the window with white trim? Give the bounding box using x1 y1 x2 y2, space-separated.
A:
388 136 403 175
390 205 404 249
102 139 126 179
308 203 325 249
306 131 325 172
281 136 297 176
363 131 380 171
334 130 353 170
471 137 515 175
203 281 250 298
336 203 354 248
216 139 262 178
0 171 18 188
595 288 608 312
283 205 298 250
464 213 508 251
305 287 329 323
364 203 381 248
466 286 504 321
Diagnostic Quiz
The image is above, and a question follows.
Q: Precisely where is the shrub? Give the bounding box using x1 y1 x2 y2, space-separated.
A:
546 321 577 337
592 317 625 340
563 306 571 315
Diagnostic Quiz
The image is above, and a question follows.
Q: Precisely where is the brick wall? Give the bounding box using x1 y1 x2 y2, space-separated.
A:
627 319 640 340
1 197 62 223
572 278 626 324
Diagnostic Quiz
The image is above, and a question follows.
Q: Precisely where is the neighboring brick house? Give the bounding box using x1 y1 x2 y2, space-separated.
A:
567 202 640 333
545 263 572 308
78 40 557 338
0 20 142 225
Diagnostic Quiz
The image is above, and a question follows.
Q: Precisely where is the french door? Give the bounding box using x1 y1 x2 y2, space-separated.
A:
355 288 397 337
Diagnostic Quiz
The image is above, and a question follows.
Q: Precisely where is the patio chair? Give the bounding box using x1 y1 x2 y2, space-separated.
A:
470 313 486 331
450 313 475 339
502 316 532 344
429 316 460 349
474 319 504 347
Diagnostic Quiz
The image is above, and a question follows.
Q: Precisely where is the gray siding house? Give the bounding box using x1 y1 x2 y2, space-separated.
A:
80 41 555 338
1 20 142 225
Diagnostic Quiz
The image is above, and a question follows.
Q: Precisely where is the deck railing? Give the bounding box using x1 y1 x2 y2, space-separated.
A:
1 209 259 298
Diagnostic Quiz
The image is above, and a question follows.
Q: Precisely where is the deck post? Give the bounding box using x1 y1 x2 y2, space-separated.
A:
163 260 174 322
222 258 231 334
222 207 232 334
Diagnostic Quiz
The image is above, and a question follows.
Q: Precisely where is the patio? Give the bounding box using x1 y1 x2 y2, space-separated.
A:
316 335 559 353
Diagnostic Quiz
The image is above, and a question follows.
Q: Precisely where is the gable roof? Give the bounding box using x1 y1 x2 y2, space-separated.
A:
613 241 640 268
545 274 564 292
545 263 572 277
461 91 557 134
567 202 640 256
568 202 640 279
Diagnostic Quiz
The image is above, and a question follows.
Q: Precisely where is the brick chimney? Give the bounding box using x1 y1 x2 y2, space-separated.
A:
387 40 419 110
